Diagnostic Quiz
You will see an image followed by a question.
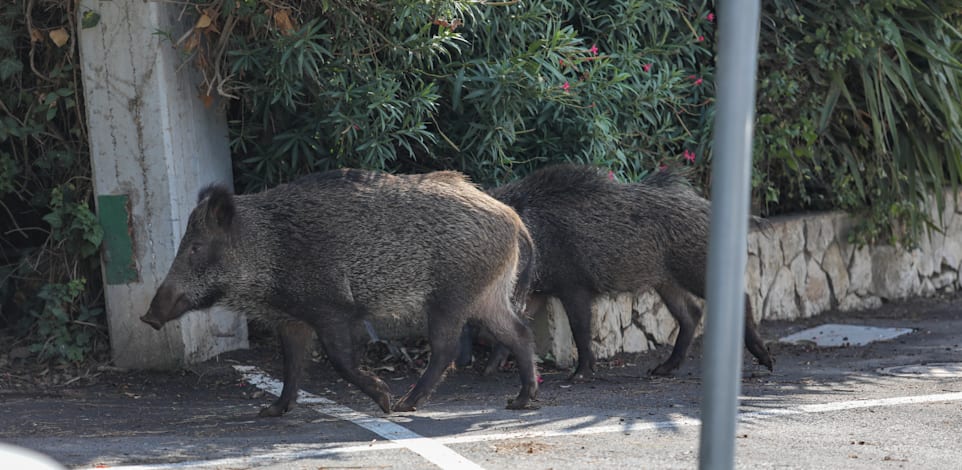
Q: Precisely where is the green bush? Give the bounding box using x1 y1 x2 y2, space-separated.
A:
0 1 106 364
754 1 962 245
190 0 716 190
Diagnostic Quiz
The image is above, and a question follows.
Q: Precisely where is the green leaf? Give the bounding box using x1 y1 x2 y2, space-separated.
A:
42 211 63 230
0 57 22 81
81 10 101 29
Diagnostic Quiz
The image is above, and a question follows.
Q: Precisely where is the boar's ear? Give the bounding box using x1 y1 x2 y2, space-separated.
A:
197 184 235 229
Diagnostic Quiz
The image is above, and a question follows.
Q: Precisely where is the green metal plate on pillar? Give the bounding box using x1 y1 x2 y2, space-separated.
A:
97 194 139 284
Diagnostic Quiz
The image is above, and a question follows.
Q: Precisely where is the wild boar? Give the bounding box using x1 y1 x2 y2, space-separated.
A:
141 169 538 415
471 164 774 379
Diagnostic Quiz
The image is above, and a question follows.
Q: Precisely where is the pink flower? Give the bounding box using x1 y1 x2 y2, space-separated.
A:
707 12 715 22
695 77 703 85
642 63 652 72
559 59 565 67
537 375 544 384
688 74 697 79
607 170 615 181
589 44 599 56
659 163 668 171
683 149 696 163
562 81 570 92
697 35 705 42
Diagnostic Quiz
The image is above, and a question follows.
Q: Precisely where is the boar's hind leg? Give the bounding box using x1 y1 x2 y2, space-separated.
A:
317 320 394 413
481 292 547 376
259 320 314 417
476 305 538 410
650 283 703 376
393 312 463 412
558 288 596 381
743 294 774 371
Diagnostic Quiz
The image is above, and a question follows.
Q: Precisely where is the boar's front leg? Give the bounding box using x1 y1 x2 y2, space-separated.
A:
316 317 394 413
393 313 462 412
259 319 314 417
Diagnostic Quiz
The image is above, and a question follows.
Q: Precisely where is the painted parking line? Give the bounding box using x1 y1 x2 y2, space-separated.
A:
80 370 962 470
424 391 962 446
234 365 484 470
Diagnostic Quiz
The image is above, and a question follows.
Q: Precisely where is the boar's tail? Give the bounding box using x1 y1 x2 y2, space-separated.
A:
512 225 537 315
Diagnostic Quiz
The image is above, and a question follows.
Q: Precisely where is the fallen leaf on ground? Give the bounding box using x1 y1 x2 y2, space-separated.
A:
49 28 69 47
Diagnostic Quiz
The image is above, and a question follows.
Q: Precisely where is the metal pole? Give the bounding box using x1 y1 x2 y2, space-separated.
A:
698 1 762 469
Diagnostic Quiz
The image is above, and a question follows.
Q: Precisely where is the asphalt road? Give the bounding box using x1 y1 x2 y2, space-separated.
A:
2 294 961 469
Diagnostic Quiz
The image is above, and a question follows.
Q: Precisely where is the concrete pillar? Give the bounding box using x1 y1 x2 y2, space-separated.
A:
79 0 248 368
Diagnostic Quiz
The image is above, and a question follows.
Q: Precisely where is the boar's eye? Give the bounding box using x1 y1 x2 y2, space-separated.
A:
188 242 206 259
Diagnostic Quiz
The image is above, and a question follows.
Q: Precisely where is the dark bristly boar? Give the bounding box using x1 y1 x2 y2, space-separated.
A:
140 169 539 415
475 164 774 380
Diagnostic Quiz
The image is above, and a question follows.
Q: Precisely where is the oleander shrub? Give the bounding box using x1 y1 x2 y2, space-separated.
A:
179 0 716 189
754 1 962 245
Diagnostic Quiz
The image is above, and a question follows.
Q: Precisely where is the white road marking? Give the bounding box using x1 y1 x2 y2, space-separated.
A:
234 365 484 470
427 391 962 445
80 370 962 470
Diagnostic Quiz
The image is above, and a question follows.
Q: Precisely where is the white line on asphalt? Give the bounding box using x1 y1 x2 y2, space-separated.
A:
234 365 484 470
426 391 962 446
81 372 962 470
739 391 962 421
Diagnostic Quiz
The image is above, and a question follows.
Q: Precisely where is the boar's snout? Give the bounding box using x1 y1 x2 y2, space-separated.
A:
141 283 193 330
140 314 164 330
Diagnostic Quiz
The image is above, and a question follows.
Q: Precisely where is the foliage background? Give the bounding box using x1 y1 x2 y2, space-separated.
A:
208 0 719 190
1 0 961 365
1 0 105 367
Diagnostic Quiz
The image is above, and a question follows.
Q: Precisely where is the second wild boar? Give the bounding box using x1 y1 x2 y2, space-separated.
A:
476 164 774 379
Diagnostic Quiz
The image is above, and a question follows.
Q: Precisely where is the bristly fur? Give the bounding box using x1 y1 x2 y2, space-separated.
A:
144 168 539 415
196 184 232 204
483 163 774 379
640 167 695 189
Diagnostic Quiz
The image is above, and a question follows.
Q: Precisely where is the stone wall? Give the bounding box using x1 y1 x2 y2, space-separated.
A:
533 198 962 367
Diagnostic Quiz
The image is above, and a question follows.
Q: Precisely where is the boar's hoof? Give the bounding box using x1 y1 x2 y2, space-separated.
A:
481 360 509 377
567 373 593 383
375 394 393 414
392 400 417 413
566 368 595 383
506 395 539 410
649 363 677 377
758 354 775 372
481 348 512 376
258 403 290 418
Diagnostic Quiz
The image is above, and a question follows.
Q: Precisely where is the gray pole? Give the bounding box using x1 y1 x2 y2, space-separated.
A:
698 1 762 469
